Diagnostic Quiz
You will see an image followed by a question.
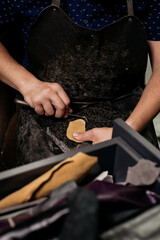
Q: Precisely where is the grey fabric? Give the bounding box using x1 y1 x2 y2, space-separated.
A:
100 203 160 240
125 159 160 186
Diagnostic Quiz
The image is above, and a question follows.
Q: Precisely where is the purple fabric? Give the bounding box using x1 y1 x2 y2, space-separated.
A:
0 181 160 237
86 180 160 208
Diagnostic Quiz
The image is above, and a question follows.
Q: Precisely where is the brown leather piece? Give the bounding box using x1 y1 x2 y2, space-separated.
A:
66 119 86 143
0 152 97 209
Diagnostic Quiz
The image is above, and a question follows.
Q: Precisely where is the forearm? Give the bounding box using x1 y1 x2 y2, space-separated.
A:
0 42 71 117
126 41 160 132
126 71 160 132
0 42 39 95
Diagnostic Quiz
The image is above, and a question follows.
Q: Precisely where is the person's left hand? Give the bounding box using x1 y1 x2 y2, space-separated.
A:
72 127 113 144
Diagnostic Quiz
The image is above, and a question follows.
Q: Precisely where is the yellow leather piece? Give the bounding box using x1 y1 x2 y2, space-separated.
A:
66 119 85 143
0 152 97 209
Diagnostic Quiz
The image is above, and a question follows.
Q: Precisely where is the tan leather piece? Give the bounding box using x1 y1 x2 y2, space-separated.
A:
66 119 86 143
0 152 97 209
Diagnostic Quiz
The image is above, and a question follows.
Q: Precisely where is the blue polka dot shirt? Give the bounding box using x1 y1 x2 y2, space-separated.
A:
0 0 160 66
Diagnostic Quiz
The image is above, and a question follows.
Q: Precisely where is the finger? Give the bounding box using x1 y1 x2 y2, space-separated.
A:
50 94 66 118
63 106 73 118
43 100 55 116
54 83 70 106
72 130 94 142
68 107 73 113
53 83 72 111
64 111 69 118
35 105 45 115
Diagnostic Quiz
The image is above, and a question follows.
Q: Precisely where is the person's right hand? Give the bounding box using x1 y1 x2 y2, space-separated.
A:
0 42 71 118
22 80 72 118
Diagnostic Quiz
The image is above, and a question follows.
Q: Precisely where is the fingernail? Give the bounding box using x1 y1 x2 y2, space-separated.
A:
73 132 78 138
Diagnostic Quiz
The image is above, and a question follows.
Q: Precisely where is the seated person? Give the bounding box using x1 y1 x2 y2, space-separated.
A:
0 0 160 165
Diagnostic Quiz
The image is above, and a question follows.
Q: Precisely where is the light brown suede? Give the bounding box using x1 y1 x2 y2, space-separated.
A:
66 119 86 143
0 152 97 209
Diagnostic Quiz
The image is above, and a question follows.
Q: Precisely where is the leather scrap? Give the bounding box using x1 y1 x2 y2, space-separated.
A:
66 119 86 143
125 159 160 186
0 152 97 209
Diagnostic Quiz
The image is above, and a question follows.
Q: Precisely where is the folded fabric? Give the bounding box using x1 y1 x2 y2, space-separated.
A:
59 188 98 240
85 180 160 232
0 152 97 209
86 180 160 208
0 181 77 236
0 187 97 240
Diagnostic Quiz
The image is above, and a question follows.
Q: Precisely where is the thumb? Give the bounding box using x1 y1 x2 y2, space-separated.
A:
72 130 93 142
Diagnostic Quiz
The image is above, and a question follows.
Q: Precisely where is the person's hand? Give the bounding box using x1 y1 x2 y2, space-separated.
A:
23 80 72 118
72 127 113 144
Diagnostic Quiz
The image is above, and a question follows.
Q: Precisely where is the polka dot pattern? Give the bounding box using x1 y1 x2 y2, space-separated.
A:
0 0 159 66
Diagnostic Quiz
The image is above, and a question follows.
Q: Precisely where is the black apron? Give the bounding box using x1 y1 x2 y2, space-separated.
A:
17 0 158 165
